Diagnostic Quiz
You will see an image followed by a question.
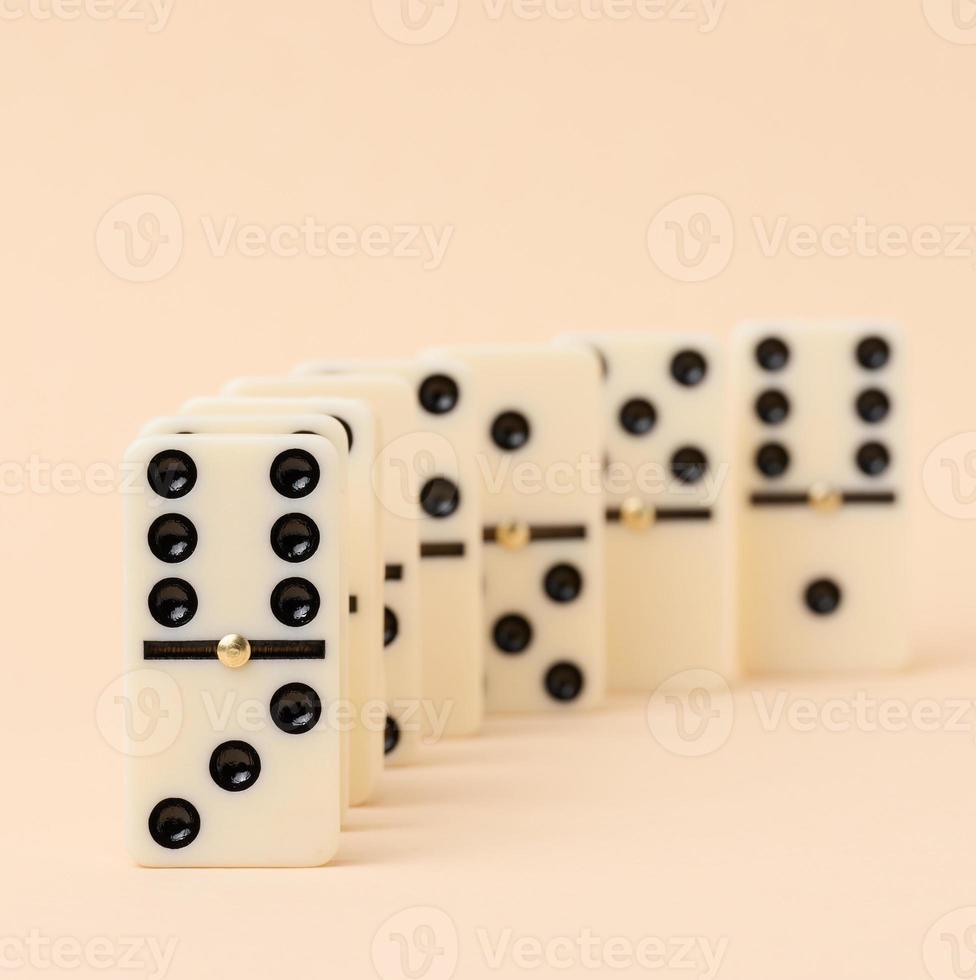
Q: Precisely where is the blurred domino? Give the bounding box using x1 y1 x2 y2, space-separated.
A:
732 321 909 673
559 331 735 689
182 396 385 802
219 378 426 759
428 345 605 712
291 360 484 737
123 433 342 866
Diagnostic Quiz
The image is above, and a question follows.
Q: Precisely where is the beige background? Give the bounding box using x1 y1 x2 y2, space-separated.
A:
2 2 976 978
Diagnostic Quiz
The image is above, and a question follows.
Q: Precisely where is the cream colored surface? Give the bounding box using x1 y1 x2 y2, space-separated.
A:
224 376 424 765
123 433 341 867
3 1 976 974
564 331 736 690
435 344 606 712
183 396 385 804
732 322 909 673
299 357 486 737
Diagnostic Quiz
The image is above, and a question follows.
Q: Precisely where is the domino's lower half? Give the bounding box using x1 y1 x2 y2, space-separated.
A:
381 573 423 765
416 554 484 735
128 662 340 868
483 539 605 712
605 519 734 690
737 506 908 674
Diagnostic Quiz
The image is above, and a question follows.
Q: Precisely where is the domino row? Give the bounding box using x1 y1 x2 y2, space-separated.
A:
123 321 906 866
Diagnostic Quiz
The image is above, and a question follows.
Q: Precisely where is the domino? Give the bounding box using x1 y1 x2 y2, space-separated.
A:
428 345 605 712
289 361 485 737
140 413 357 816
123 433 342 866
220 377 428 759
559 331 735 689
181 396 385 802
732 321 909 673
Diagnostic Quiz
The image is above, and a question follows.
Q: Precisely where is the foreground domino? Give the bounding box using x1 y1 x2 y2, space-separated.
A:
182 396 384 802
430 345 605 711
141 413 356 814
222 376 428 756
124 433 342 866
291 360 484 737
560 331 735 689
732 321 909 673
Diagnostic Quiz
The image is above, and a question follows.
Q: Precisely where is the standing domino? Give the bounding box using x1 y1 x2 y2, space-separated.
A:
182 396 385 802
124 433 342 866
140 413 356 815
429 345 605 712
560 331 735 689
732 321 909 673
221 377 428 758
292 359 484 737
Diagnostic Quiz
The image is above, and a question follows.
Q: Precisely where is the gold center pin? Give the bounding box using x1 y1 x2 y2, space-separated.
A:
621 497 655 531
217 634 251 669
496 521 530 551
808 483 842 514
